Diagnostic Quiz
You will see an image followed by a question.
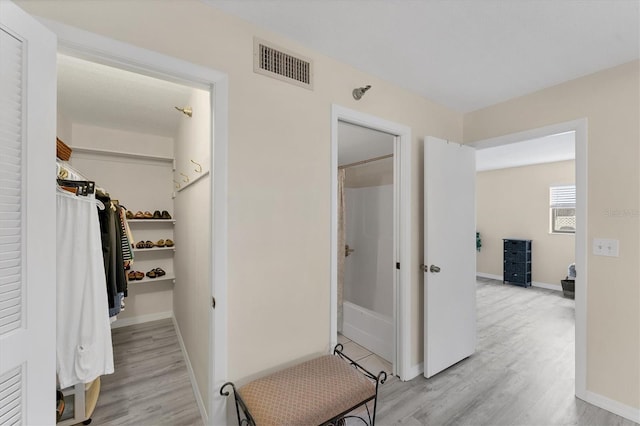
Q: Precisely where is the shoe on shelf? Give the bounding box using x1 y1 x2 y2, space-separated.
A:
156 239 165 247
134 211 145 219
136 241 145 249
126 210 134 219
154 268 166 277
145 240 154 248
143 211 153 219
127 271 137 281
146 270 157 279
153 210 162 219
165 239 174 247
161 210 172 219
135 271 144 280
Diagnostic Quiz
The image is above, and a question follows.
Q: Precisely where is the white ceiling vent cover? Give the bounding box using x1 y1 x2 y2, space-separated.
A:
254 38 313 90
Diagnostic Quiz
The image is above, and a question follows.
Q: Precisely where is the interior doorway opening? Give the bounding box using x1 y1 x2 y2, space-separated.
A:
331 105 412 380
337 121 396 374
468 119 588 401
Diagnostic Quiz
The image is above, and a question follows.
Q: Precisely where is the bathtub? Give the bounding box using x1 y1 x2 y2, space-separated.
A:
342 301 393 363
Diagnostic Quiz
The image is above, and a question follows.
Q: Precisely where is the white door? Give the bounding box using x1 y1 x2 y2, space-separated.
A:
0 1 57 423
423 136 476 378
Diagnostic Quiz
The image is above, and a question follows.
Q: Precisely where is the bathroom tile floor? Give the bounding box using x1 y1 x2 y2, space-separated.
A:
337 334 393 376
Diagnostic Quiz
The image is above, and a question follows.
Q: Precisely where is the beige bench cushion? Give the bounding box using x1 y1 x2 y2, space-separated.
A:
238 354 376 426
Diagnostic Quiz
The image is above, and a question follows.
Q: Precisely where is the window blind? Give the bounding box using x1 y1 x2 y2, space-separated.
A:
550 185 576 208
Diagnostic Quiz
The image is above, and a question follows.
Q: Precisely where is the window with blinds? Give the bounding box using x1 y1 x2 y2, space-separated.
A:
550 185 576 234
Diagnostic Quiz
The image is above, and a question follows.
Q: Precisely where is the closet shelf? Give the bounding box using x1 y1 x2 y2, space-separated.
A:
127 219 175 224
71 146 174 164
132 275 175 284
133 246 175 253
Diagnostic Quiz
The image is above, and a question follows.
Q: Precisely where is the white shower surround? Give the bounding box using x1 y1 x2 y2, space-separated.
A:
343 184 393 359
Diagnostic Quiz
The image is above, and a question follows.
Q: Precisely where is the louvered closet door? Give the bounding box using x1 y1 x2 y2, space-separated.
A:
0 2 56 424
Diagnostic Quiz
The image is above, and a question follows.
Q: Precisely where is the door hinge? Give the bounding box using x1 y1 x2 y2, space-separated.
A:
212 297 216 309
396 262 400 270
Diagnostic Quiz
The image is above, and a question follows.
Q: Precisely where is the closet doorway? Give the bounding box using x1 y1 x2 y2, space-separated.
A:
55 50 217 423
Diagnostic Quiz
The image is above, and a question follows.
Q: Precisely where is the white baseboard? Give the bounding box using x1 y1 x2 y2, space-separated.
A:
580 390 640 423
477 273 562 292
405 362 424 380
531 281 562 291
172 316 208 424
110 311 173 329
476 272 502 281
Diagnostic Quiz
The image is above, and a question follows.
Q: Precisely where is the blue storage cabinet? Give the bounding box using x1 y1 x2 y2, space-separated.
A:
503 239 532 287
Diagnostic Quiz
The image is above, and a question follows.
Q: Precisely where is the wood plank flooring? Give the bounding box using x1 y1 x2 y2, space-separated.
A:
89 319 203 426
375 278 638 426
88 280 637 425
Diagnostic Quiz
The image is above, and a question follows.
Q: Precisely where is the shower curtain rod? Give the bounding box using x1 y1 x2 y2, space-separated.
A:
338 153 393 170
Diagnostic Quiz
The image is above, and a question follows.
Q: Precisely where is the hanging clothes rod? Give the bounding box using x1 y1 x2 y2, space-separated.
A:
338 153 393 170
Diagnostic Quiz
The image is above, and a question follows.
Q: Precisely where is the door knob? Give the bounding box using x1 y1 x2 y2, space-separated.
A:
430 265 441 273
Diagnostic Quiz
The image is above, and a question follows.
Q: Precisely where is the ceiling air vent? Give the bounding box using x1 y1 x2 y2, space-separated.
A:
254 38 313 90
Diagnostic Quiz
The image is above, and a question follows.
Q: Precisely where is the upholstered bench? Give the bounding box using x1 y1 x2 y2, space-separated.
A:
220 344 387 426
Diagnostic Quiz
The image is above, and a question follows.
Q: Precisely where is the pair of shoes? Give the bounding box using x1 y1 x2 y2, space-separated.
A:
145 268 166 279
135 240 155 249
152 210 172 219
132 211 154 219
127 271 145 281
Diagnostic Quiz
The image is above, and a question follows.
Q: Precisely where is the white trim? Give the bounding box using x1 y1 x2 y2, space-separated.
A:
330 105 412 380
110 311 173 329
173 316 208 424
37 19 229 426
476 272 503 281
405 362 424 380
580 391 640 424
469 118 589 414
478 270 563 292
531 281 562 292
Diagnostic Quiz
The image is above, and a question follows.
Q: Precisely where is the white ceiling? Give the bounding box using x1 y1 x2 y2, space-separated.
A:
204 0 640 112
57 55 195 138
338 121 395 166
475 131 575 171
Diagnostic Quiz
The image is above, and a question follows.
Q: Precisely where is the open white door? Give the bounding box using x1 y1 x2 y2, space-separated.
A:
423 136 476 378
0 1 57 423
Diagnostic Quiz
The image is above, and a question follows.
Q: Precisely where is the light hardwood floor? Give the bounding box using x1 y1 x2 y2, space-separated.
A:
90 319 203 426
375 278 638 426
91 280 637 425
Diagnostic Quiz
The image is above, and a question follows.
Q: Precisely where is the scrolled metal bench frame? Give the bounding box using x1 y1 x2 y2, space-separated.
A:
220 344 387 426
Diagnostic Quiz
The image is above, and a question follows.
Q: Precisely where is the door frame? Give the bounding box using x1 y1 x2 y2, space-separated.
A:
37 18 229 425
330 105 412 380
467 118 588 402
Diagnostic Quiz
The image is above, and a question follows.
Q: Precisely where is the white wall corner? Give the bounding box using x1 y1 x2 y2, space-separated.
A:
172 316 208 424
579 390 640 424
405 362 424 381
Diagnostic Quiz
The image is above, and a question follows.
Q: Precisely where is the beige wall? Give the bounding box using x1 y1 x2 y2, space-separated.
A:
465 61 640 409
24 0 639 413
344 157 394 188
477 160 575 286
173 88 211 414
67 124 175 322
16 0 464 378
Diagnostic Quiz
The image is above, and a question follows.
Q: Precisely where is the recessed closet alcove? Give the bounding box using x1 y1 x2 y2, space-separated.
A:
55 54 212 424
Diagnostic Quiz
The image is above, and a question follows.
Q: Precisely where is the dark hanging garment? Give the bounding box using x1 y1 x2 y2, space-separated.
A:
113 205 128 297
96 191 117 311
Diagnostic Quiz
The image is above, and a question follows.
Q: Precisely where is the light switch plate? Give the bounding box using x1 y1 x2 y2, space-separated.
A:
593 238 619 257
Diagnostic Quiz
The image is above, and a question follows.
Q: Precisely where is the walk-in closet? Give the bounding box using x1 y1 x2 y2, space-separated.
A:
55 54 211 424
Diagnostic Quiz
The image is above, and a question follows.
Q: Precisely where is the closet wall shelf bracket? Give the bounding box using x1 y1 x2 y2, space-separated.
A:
176 170 210 193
